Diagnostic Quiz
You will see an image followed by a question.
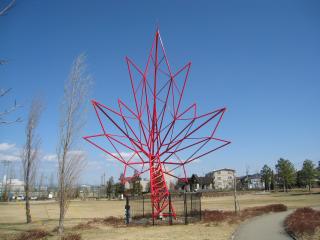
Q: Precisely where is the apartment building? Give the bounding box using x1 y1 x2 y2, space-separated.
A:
205 168 235 190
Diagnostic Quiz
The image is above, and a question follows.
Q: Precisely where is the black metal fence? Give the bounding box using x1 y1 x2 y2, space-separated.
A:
125 192 202 225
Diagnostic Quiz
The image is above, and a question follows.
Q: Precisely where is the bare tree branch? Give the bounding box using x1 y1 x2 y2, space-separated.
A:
0 88 12 97
1 88 23 125
0 59 7 65
0 97 22 115
21 97 44 223
0 0 15 16
0 0 21 124
57 53 92 235
1 1 21 124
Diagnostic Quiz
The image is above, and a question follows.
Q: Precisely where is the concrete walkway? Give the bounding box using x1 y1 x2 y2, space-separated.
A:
232 210 293 240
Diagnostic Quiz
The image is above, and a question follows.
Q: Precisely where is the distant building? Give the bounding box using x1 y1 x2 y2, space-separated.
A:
180 174 212 191
140 179 149 192
206 168 235 190
249 173 265 189
125 178 149 192
176 168 236 191
238 173 265 190
0 175 25 193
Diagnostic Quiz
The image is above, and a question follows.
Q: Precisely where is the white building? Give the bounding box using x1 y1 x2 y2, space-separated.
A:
206 168 235 190
125 178 149 192
1 175 25 193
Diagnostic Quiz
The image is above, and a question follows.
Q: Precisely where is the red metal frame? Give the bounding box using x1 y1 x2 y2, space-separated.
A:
84 29 230 219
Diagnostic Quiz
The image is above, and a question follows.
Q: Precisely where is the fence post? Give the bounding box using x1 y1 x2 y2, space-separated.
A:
233 172 239 214
125 195 130 225
190 193 193 216
184 192 188 225
199 193 202 220
169 194 172 225
142 194 145 218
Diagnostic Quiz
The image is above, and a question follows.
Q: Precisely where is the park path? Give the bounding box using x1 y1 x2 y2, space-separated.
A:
232 210 293 240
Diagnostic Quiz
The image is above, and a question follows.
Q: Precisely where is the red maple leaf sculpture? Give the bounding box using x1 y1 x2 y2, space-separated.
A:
84 30 230 218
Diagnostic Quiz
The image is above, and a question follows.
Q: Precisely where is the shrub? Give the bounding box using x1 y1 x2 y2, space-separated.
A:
202 204 287 224
14 229 50 240
88 216 124 226
202 210 235 222
61 233 82 240
72 222 95 230
102 216 123 225
285 207 320 238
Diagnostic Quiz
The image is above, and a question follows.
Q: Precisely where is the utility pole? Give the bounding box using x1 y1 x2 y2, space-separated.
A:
233 171 240 214
103 172 106 197
246 165 250 190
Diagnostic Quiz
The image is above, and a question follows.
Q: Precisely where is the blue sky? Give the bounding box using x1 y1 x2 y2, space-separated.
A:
1 0 320 185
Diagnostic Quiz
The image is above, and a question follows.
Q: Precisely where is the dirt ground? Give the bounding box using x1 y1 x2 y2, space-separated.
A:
0 191 319 240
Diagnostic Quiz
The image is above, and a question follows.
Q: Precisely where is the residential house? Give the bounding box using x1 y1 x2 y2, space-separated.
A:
238 173 265 190
184 174 212 191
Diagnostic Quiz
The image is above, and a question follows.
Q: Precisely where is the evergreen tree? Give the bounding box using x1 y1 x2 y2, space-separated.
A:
106 176 114 199
114 182 125 197
260 165 272 190
300 159 318 192
131 170 142 195
296 170 304 188
276 158 296 192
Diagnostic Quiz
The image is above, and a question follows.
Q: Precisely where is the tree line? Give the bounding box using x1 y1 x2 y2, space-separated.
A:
261 158 319 192
102 173 144 198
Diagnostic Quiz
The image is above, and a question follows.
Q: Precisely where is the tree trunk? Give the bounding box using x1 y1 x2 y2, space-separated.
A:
58 209 64 234
58 190 65 234
58 171 65 235
283 180 288 193
25 185 32 223
233 174 238 214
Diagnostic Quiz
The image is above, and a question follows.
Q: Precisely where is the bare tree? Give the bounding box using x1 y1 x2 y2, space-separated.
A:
21 97 44 223
233 172 240 214
38 172 44 198
57 54 91 234
1 160 12 201
48 172 54 191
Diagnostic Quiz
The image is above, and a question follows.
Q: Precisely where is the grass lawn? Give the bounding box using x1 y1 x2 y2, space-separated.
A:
0 191 319 240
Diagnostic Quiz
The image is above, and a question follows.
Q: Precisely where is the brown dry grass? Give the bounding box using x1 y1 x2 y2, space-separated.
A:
80 223 236 240
202 191 320 211
284 207 320 240
0 192 318 224
0 192 319 240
